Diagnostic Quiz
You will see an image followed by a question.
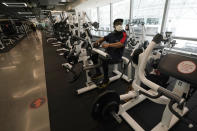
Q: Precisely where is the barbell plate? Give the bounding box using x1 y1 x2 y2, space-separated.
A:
91 90 120 121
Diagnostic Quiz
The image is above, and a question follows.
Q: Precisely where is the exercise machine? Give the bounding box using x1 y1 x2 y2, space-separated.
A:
75 39 133 95
91 36 197 130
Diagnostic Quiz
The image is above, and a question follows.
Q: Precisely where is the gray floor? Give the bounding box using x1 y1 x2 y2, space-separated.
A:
0 32 50 131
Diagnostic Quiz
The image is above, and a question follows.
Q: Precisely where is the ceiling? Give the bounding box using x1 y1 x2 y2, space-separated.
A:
0 0 78 21
75 0 121 10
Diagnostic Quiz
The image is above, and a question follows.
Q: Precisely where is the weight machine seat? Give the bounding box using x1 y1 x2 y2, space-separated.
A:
158 53 197 86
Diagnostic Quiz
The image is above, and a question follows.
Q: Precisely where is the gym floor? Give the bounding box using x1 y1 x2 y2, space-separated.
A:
0 31 50 131
0 31 197 131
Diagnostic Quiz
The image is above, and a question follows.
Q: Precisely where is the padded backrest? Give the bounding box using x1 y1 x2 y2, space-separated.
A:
159 53 197 85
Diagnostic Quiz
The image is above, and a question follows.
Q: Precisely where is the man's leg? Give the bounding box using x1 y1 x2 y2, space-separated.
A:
91 54 101 74
100 59 121 88
91 54 103 79
102 60 109 81
99 59 110 88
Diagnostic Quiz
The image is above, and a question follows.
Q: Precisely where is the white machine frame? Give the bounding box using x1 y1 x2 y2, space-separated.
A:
116 41 191 131
126 22 146 50
76 48 133 95
62 12 95 71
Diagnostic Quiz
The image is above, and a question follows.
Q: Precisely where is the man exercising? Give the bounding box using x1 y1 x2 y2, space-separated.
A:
91 18 127 88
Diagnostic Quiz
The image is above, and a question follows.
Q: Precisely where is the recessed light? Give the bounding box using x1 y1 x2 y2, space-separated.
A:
41 10 51 12
25 16 35 18
2 2 27 7
2 2 8 6
51 10 62 13
18 12 32 15
57 4 65 5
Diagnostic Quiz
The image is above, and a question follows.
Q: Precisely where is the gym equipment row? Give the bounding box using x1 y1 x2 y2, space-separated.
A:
46 12 100 82
0 20 35 53
44 11 197 131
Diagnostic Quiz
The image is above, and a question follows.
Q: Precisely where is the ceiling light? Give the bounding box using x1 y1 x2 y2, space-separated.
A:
41 10 51 12
0 19 19 21
25 16 35 18
60 0 73 2
18 12 32 15
51 10 62 13
2 2 8 6
57 3 65 5
2 2 27 7
59 1 73 4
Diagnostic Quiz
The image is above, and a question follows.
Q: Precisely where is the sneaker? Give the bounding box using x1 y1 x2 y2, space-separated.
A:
92 73 104 80
98 79 110 88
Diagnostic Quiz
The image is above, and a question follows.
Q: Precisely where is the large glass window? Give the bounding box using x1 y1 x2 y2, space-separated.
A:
80 8 98 36
88 8 98 36
173 39 197 53
112 0 130 26
165 0 197 38
89 8 98 22
99 5 110 36
133 0 166 35
84 8 98 22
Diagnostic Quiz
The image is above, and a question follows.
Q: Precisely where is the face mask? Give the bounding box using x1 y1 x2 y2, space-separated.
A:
115 25 123 32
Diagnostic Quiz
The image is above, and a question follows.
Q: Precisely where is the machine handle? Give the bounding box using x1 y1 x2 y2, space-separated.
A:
138 35 184 104
138 90 162 99
168 100 194 128
92 48 110 58
158 87 184 105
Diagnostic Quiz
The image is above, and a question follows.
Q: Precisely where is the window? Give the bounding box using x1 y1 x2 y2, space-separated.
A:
133 0 166 35
89 8 98 22
173 39 197 53
99 5 110 36
88 8 99 35
165 0 197 38
82 8 98 36
112 0 130 26
84 8 98 23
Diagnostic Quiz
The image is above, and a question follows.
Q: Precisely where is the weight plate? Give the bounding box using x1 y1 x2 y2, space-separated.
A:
91 90 120 121
102 101 119 120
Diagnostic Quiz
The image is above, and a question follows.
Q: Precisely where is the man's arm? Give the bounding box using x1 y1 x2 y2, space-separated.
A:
94 37 105 46
103 42 124 48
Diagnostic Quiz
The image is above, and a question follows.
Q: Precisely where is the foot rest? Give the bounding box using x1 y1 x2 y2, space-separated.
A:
53 44 60 47
56 48 69 52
